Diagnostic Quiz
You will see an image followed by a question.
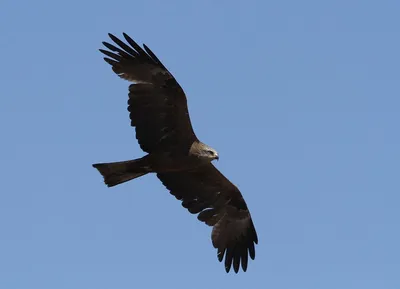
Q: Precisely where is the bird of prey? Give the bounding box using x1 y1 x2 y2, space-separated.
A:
93 33 258 273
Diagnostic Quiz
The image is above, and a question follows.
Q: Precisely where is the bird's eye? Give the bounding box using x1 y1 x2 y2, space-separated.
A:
207 150 214 155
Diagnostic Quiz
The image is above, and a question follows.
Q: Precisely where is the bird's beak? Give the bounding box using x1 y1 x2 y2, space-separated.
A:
215 155 219 161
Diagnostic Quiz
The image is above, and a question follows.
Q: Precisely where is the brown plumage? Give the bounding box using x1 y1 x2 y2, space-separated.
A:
93 33 258 273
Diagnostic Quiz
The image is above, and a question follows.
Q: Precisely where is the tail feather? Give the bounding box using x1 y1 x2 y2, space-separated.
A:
92 158 150 187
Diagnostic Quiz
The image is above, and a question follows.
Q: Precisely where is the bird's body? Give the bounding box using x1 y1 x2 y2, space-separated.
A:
93 33 258 273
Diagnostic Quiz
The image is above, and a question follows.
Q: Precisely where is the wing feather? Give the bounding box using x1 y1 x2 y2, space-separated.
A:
157 164 258 273
100 33 198 153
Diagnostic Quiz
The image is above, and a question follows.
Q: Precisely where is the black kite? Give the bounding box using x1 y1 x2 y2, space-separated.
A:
93 33 258 273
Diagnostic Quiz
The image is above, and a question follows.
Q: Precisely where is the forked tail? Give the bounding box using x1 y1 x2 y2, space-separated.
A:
92 157 151 187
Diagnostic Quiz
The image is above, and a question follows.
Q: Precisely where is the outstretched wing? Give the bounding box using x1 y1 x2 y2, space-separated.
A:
100 33 198 154
157 164 258 273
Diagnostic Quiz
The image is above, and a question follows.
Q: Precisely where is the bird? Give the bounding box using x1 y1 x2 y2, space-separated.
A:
92 33 258 273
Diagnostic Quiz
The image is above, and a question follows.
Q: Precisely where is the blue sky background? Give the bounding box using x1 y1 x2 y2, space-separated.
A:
1 1 399 288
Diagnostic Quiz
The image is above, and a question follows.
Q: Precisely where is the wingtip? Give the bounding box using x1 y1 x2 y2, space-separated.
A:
217 251 224 262
122 32 134 41
242 264 248 272
143 44 152 54
225 264 246 274
108 33 120 43
254 230 259 245
122 32 131 41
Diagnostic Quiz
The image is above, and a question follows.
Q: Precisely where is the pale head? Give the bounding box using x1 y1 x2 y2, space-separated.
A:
190 141 219 162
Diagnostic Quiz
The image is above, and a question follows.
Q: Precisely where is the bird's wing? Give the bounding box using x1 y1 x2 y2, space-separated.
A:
157 164 258 273
100 33 198 154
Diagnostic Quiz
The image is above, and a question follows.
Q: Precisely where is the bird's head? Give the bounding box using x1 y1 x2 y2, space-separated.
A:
200 146 219 161
191 142 219 162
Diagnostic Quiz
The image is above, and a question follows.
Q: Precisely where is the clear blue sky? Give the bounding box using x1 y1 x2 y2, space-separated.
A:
0 1 399 288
